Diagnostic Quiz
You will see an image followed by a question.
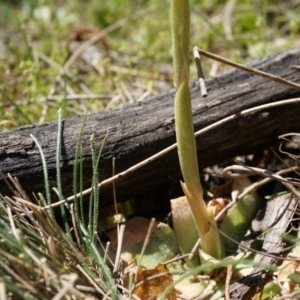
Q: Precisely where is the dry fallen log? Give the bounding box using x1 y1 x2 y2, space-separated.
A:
1 48 300 209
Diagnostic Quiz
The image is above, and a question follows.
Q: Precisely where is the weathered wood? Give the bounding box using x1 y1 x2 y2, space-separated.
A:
228 193 298 300
1 48 300 208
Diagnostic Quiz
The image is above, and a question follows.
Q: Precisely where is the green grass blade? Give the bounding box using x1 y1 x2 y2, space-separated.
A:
30 134 54 218
92 130 109 242
55 109 71 238
73 114 87 232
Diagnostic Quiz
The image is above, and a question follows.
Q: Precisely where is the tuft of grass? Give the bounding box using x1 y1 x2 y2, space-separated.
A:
0 114 119 298
0 194 115 299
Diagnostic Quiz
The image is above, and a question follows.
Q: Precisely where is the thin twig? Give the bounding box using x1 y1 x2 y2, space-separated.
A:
188 238 201 260
193 46 207 97
163 253 193 265
223 164 300 187
235 166 298 200
225 265 233 300
135 218 156 283
196 47 300 90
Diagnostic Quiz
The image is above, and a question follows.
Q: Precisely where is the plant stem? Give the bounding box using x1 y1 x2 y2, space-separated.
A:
171 0 223 259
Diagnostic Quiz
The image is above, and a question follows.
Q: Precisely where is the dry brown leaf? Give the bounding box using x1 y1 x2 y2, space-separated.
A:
124 263 176 300
212 180 233 198
207 197 231 221
106 216 156 251
277 255 300 293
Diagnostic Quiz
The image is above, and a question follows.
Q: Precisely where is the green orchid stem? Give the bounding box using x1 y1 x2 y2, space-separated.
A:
171 0 223 260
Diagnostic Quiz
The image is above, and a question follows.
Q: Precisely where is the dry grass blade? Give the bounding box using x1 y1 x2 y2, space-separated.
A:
112 223 125 276
51 274 78 300
76 265 107 298
0 192 112 299
0 259 38 295
0 283 6 300
135 218 156 282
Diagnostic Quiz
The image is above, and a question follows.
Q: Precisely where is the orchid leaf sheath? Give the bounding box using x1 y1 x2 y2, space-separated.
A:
171 0 223 259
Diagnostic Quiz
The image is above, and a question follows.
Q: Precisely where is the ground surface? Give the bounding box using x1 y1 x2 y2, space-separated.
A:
1 1 300 299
